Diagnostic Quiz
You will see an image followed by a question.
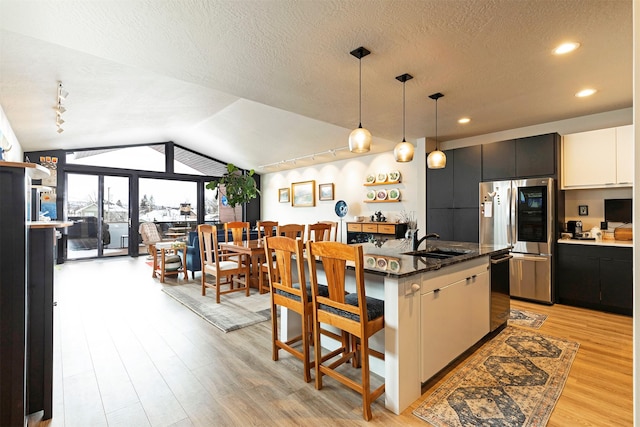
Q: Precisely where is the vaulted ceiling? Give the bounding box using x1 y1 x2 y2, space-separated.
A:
0 0 632 172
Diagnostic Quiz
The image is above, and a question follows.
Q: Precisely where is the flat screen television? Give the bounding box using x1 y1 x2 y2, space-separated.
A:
604 198 632 223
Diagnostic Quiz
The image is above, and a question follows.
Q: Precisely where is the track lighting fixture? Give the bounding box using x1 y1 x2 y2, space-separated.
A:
258 147 348 170
427 92 446 169
348 46 372 153
394 73 415 162
55 81 68 133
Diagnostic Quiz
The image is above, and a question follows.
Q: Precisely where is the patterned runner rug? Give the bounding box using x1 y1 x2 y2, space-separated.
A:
413 326 579 427
509 308 548 328
162 282 271 333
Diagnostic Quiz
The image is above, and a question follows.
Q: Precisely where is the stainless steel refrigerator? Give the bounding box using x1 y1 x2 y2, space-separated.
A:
480 177 555 304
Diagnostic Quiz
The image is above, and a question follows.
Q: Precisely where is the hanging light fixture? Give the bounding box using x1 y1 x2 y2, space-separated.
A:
348 46 372 153
427 92 446 169
393 73 414 162
55 81 67 133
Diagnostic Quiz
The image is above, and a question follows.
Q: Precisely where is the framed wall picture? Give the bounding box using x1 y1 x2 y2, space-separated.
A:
318 183 334 201
291 180 315 207
279 187 290 203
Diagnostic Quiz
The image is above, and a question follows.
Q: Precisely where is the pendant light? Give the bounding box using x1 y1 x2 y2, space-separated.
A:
348 46 372 153
394 73 414 162
427 92 446 169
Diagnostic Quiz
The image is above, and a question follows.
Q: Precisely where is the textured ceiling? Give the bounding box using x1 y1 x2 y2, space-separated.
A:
0 0 632 172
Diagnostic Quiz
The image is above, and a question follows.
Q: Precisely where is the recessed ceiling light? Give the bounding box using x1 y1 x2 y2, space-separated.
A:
458 117 471 124
553 42 581 55
575 88 597 98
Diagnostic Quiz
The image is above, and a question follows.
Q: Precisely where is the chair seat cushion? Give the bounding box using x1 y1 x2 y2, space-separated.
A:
204 260 241 274
319 293 384 322
276 282 329 303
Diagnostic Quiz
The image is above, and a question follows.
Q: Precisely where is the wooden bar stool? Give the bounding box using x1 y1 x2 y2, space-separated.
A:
306 240 385 421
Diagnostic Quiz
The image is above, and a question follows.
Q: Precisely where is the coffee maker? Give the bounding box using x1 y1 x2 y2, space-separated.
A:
567 220 583 237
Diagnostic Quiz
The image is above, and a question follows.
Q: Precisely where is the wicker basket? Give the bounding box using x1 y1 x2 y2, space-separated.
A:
614 226 633 241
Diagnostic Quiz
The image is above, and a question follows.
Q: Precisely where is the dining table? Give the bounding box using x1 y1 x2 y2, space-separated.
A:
218 239 266 291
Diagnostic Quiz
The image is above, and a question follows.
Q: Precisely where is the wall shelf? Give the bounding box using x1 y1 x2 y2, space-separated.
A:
364 181 401 186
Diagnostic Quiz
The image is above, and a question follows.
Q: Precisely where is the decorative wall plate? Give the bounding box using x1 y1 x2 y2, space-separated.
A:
366 174 376 184
376 189 387 200
389 259 401 273
376 172 387 183
366 189 377 200
365 256 376 269
388 170 401 182
376 257 388 270
388 188 400 200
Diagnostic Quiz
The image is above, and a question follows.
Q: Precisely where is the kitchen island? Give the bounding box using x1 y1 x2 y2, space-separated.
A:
284 238 509 415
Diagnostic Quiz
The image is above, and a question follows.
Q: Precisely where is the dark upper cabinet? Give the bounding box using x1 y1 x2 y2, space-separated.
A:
453 208 479 242
482 133 559 181
453 145 482 208
426 208 454 240
515 133 557 177
427 146 480 243
426 150 453 209
482 139 515 180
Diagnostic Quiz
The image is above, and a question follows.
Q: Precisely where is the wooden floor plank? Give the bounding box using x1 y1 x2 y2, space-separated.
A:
30 257 632 426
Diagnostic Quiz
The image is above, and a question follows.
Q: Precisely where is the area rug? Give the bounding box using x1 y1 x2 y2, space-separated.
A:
413 326 579 427
161 282 271 333
509 308 548 329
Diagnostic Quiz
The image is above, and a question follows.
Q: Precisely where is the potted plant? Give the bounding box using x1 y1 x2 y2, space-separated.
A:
206 163 260 221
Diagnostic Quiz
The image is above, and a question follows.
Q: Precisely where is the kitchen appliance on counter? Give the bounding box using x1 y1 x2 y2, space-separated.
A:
480 178 555 304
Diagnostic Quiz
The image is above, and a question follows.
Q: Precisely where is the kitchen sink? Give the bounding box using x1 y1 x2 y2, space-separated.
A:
403 248 473 259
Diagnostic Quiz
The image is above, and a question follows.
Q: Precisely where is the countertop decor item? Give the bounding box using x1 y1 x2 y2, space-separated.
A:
348 46 372 153
393 73 415 162
426 92 446 169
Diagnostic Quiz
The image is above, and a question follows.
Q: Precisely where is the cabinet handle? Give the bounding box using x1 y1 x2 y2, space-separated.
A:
434 288 440 293
411 283 420 293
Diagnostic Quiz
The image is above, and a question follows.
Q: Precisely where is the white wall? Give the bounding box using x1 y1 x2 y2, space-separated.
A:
261 147 424 242
0 104 23 162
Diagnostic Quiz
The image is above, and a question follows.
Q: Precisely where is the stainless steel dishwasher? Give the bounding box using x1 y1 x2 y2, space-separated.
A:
490 252 512 331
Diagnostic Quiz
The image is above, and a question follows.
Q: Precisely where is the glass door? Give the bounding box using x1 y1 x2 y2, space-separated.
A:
66 173 130 259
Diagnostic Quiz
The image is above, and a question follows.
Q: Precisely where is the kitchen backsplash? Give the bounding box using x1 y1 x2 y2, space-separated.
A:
564 187 632 230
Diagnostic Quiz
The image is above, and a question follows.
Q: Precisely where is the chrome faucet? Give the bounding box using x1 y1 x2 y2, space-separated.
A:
413 230 440 251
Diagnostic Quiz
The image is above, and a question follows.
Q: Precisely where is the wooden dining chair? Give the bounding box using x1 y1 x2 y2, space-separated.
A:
198 224 250 303
257 221 278 293
257 220 278 239
276 224 305 239
306 240 385 421
224 221 251 243
318 220 338 241
306 222 333 243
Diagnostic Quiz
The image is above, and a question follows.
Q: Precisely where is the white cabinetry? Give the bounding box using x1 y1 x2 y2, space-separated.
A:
419 257 489 382
616 125 633 185
562 125 633 189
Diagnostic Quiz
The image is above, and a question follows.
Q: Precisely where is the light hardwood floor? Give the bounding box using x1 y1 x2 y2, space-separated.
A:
30 256 633 426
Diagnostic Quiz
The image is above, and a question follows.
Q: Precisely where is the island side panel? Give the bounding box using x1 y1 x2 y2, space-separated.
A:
383 275 422 415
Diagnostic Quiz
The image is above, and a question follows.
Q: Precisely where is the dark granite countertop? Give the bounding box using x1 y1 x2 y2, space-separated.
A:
356 239 510 278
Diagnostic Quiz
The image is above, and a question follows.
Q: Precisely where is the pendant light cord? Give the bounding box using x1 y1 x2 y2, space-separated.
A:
435 98 438 150
402 81 406 142
358 57 363 128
